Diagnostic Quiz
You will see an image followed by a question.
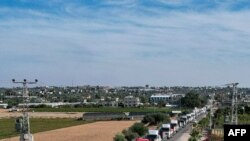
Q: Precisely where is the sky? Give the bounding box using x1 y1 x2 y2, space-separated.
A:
0 0 250 87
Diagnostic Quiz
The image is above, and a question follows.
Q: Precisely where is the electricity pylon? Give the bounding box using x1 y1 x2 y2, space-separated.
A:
12 79 38 141
225 83 239 125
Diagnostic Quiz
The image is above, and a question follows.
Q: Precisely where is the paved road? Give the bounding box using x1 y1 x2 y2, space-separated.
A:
168 123 192 141
168 114 207 141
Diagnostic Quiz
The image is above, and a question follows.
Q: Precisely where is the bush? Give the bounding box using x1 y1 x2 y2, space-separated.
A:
129 123 148 136
113 133 126 141
122 129 139 141
189 128 202 141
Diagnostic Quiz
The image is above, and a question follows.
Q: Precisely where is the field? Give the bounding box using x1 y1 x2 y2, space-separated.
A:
0 118 90 140
33 107 174 113
0 120 136 141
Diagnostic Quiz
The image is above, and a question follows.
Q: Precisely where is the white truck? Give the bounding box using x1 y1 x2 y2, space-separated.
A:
146 130 162 141
170 120 179 133
160 124 173 139
187 114 192 122
178 119 184 128
180 115 188 125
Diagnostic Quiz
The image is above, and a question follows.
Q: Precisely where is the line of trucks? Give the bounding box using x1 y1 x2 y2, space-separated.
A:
136 106 208 141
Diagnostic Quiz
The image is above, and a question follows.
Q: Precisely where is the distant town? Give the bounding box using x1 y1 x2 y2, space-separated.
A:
1 85 250 109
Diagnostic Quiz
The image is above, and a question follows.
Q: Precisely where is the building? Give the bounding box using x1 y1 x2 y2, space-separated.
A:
123 96 140 107
150 93 185 104
0 103 8 109
150 94 171 103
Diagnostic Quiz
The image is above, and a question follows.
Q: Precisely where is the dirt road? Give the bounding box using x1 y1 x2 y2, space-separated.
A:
0 120 136 141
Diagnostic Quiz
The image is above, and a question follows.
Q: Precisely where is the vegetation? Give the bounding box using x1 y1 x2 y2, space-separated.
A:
142 113 170 125
122 129 139 141
129 123 148 136
181 91 207 108
33 107 172 113
188 128 202 141
118 122 148 141
0 118 91 140
113 133 126 141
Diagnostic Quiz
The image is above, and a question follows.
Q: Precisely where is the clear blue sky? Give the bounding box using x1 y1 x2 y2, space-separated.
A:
0 0 250 87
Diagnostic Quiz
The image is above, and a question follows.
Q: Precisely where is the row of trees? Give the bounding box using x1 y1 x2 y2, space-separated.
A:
114 123 148 141
114 113 170 141
188 116 209 141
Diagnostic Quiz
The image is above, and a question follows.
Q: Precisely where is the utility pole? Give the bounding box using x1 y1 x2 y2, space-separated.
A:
225 83 239 125
12 79 38 141
209 93 214 130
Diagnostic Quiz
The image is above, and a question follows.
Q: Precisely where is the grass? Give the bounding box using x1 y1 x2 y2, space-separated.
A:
0 118 91 140
33 107 175 113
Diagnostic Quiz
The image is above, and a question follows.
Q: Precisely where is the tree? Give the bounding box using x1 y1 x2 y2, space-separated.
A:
140 96 147 104
113 133 126 141
129 123 148 136
181 91 206 108
142 113 170 125
158 100 166 107
142 114 155 125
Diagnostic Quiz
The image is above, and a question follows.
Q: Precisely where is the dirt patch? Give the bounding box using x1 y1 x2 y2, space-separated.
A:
0 121 136 141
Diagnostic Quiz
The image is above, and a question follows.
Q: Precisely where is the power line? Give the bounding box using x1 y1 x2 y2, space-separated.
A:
12 79 38 141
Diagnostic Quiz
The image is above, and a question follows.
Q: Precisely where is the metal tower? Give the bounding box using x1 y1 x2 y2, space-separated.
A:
225 83 239 125
209 93 214 129
12 79 38 141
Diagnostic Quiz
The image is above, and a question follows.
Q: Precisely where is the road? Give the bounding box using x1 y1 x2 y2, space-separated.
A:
168 123 192 141
168 114 207 141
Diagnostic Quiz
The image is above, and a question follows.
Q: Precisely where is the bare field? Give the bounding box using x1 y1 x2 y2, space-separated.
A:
0 121 136 141
0 109 82 119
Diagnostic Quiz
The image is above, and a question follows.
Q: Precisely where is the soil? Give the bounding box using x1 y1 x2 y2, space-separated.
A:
0 120 136 141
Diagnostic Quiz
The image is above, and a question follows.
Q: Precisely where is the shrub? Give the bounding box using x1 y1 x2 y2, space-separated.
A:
122 129 139 141
113 133 126 141
129 123 148 136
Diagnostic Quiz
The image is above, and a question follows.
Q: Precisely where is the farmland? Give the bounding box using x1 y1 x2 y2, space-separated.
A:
0 118 90 140
0 121 136 141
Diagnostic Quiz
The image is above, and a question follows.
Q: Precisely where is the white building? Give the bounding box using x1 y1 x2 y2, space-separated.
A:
0 103 8 109
150 93 185 104
150 94 171 103
123 96 140 107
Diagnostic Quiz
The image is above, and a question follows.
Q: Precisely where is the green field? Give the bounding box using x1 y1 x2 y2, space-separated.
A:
33 107 175 113
0 118 90 140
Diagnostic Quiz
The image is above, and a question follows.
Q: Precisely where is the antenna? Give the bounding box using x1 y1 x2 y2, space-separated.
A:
12 79 38 141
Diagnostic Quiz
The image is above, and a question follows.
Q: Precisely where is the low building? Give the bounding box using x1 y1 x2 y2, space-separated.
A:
0 103 8 109
150 94 171 103
150 93 185 104
100 101 118 107
123 96 140 107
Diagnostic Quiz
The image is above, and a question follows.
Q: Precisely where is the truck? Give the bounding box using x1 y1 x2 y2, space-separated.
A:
136 138 149 141
180 115 188 125
178 119 184 128
187 114 192 122
159 124 173 139
146 130 162 141
170 120 179 133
